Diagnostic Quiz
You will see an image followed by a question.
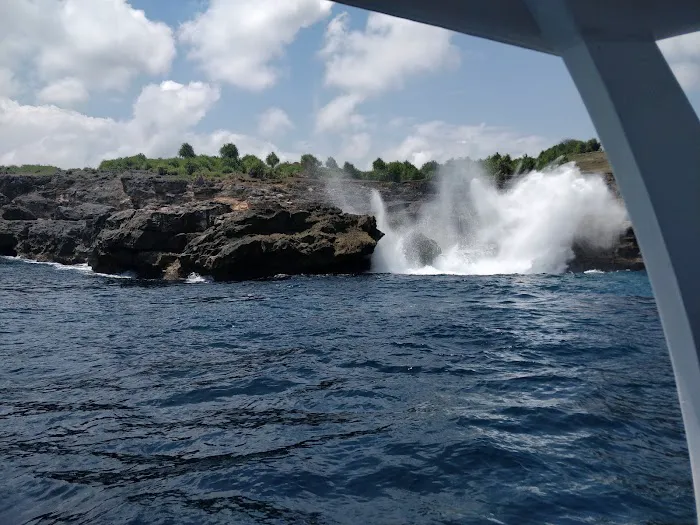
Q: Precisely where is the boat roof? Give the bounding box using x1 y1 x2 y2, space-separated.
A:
335 0 700 54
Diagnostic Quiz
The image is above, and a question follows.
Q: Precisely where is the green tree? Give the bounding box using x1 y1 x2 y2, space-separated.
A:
266 151 280 168
343 161 361 179
385 161 408 182
326 156 339 170
402 160 420 181
586 138 602 152
179 143 196 158
372 158 387 172
185 160 197 176
420 160 439 179
300 154 321 176
483 152 502 177
220 143 239 161
518 154 536 173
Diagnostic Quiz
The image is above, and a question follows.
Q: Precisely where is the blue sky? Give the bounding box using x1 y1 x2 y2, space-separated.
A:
0 0 698 169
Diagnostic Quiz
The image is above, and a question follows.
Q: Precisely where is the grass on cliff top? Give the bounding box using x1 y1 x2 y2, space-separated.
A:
569 151 612 174
1 165 62 175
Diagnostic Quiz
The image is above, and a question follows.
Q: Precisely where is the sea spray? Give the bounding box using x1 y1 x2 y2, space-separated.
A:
327 161 629 275
0 256 136 278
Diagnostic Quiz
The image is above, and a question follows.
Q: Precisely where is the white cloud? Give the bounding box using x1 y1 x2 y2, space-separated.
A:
320 12 459 95
258 107 294 137
0 81 289 168
0 97 124 168
133 81 220 132
37 77 89 106
340 132 371 161
659 31 700 91
383 121 549 167
316 93 366 132
180 0 332 91
316 11 458 132
0 68 19 98
0 0 175 104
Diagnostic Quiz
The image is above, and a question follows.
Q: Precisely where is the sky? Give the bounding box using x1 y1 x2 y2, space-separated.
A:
0 0 698 170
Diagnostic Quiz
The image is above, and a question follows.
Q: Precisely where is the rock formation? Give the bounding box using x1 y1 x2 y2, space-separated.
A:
402 232 442 267
0 172 382 280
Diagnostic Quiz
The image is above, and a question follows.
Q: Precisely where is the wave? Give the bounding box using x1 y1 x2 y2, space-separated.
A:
185 273 209 284
1 256 135 279
367 162 628 276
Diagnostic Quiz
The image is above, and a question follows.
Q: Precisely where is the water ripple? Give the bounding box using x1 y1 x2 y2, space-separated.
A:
0 258 693 524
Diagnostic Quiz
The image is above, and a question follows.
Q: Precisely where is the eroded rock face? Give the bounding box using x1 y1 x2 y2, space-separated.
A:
89 203 231 278
0 219 93 264
121 175 189 208
180 205 382 280
16 220 93 265
0 166 644 277
0 172 386 280
568 228 644 272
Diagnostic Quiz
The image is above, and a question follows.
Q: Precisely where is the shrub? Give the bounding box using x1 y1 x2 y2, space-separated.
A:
241 154 267 178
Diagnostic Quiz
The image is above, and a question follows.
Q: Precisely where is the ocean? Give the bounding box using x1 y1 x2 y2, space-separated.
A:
0 256 694 524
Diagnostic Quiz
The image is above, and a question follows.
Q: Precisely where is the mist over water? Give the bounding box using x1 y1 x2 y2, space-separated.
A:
334 162 628 275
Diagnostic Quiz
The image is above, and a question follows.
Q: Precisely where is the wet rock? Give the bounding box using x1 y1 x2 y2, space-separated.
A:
403 232 442 266
568 228 644 272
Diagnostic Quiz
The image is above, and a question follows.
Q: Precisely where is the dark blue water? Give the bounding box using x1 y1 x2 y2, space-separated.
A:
0 257 694 525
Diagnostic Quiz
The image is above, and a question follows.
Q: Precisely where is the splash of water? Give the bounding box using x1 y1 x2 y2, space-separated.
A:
1 256 135 279
185 272 209 284
367 162 628 275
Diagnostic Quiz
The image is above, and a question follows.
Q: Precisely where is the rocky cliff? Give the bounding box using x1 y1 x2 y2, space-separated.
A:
0 172 382 280
0 154 643 278
568 151 643 271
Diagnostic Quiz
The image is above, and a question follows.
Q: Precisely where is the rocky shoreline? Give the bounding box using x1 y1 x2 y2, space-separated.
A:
0 172 383 280
0 160 643 280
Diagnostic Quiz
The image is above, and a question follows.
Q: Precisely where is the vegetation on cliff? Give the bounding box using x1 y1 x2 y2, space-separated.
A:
2 138 602 186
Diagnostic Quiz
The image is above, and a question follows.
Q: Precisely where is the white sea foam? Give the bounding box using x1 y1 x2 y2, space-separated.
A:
330 161 628 276
1 256 134 279
185 272 209 284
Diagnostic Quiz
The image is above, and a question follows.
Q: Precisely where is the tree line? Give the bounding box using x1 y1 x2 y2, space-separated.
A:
95 137 602 184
